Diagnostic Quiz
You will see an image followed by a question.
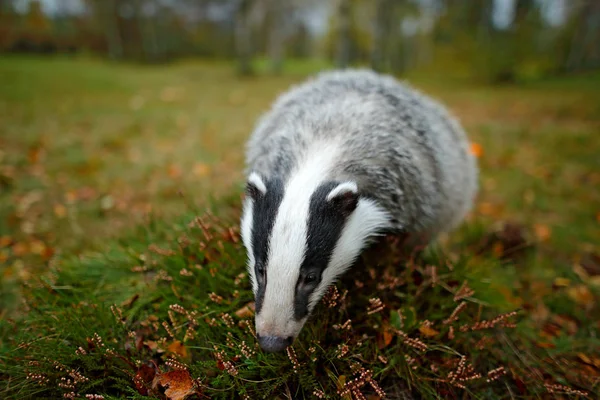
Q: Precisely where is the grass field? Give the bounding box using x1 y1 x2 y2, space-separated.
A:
1 55 599 399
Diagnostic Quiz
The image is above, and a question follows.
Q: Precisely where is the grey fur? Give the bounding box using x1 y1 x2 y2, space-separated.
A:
244 68 478 242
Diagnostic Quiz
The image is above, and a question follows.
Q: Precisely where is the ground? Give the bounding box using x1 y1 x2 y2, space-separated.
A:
1 55 599 399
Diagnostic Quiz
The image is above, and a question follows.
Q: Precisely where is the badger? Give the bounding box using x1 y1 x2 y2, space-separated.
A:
240 69 478 353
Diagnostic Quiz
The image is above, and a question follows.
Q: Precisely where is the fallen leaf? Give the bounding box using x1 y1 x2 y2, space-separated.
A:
377 323 394 349
553 277 570 288
580 253 600 277
11 242 28 256
533 224 552 242
153 370 196 400
0 236 13 247
234 302 255 318
577 353 593 365
419 325 440 338
168 164 182 179
535 341 555 349
29 240 46 255
54 204 67 218
167 340 191 363
470 142 483 158
567 284 594 309
134 363 156 396
193 163 210 178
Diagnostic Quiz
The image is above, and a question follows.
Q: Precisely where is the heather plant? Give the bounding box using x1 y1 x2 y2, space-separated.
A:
2 204 598 399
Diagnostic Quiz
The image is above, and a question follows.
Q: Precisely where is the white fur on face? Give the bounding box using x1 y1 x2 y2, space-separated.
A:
240 196 257 293
247 172 267 195
326 181 358 201
308 197 392 311
255 142 340 339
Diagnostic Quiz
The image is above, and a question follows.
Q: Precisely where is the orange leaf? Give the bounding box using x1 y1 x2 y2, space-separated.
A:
12 242 28 256
153 370 196 400
193 163 210 178
167 340 191 363
377 324 394 349
470 142 483 158
419 325 439 338
533 224 552 242
168 164 182 179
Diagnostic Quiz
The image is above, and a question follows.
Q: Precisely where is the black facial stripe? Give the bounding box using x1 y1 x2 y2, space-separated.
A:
250 177 284 314
294 181 352 320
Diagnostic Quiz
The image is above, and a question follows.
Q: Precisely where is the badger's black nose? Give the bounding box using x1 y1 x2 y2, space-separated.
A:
257 335 293 353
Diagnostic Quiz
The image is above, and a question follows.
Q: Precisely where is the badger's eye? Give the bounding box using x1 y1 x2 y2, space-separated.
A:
304 273 317 285
257 265 265 277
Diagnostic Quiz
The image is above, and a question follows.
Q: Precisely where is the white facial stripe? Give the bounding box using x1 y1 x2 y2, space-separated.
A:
240 197 257 292
248 172 267 195
326 181 358 201
308 197 392 311
255 142 340 338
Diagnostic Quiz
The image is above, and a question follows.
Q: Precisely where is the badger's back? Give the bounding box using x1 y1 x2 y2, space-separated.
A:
245 69 478 238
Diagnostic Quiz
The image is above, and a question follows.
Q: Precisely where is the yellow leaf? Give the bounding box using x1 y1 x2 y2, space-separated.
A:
553 277 570 287
29 240 46 255
567 285 594 309
54 204 67 218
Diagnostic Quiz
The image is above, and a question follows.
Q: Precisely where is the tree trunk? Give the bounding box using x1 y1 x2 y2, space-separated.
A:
102 0 123 60
268 0 285 74
236 0 254 76
336 0 351 69
371 0 391 72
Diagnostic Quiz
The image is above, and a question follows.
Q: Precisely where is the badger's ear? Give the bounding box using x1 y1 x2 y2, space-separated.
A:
326 182 359 217
245 172 267 199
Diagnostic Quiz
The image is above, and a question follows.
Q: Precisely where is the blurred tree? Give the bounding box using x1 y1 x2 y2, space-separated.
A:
371 0 394 72
336 0 352 68
562 0 600 73
236 0 255 75
87 0 123 60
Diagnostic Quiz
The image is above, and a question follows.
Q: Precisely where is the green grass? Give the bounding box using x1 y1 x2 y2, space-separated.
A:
1 55 599 399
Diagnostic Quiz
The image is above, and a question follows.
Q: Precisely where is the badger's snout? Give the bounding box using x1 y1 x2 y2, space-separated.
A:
257 334 293 353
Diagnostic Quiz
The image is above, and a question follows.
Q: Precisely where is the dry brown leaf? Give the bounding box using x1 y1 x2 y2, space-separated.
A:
153 370 195 400
419 325 440 338
134 363 156 396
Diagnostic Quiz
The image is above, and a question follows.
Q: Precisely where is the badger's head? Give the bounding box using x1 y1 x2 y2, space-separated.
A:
240 169 390 353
